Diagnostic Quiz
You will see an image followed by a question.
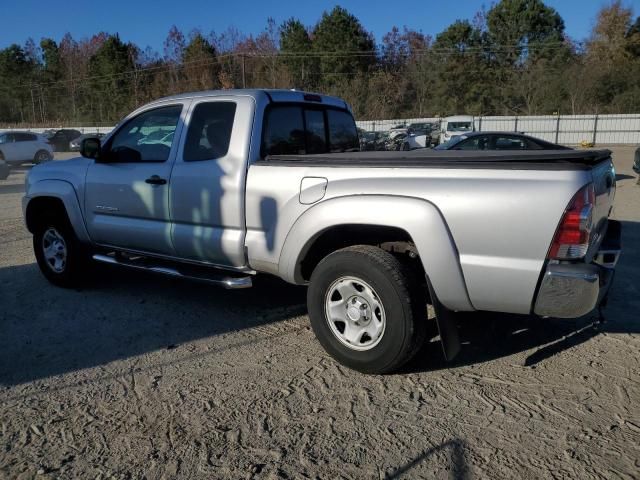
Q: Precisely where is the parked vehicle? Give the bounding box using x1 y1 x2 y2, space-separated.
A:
23 89 621 374
430 122 441 145
633 146 640 184
69 133 106 152
385 132 407 150
440 115 474 144
403 123 437 150
435 131 572 151
387 125 408 140
360 131 388 151
0 158 8 180
47 129 82 152
0 131 53 165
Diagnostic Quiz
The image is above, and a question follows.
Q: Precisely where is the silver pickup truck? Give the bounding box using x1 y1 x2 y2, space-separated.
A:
22 89 621 373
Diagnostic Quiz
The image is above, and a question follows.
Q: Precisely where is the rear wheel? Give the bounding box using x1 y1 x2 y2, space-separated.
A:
33 212 91 288
307 245 426 374
34 149 52 164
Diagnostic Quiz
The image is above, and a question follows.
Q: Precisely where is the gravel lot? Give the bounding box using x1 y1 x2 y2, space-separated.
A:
1 148 639 479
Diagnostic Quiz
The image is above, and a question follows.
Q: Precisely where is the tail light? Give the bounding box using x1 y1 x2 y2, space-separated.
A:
548 184 595 260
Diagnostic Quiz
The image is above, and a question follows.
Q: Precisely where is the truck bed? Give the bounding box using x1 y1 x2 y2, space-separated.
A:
247 147 616 315
263 149 612 170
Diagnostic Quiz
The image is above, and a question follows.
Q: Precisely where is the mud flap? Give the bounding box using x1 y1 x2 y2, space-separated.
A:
426 276 461 361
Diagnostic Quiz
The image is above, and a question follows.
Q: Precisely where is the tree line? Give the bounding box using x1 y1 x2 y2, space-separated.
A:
0 0 639 126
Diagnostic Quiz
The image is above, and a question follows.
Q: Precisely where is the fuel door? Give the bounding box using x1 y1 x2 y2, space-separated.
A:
299 177 328 205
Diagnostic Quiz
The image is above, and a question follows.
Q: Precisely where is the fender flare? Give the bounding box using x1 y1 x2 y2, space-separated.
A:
278 195 474 312
23 179 91 243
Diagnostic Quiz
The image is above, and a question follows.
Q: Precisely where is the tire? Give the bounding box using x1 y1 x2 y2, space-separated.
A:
307 245 427 374
34 149 52 164
33 211 90 288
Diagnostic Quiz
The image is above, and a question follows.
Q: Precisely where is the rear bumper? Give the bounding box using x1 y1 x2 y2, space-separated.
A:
533 220 621 318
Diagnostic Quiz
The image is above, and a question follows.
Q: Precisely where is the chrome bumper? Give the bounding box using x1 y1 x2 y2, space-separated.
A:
534 220 621 318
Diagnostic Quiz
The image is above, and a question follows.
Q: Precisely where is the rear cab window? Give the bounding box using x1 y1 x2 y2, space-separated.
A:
261 103 358 157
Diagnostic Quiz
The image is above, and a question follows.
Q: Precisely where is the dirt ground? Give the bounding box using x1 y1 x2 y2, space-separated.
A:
0 147 639 479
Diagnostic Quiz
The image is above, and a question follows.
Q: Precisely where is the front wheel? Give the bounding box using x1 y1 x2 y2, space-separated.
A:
307 245 426 374
34 149 52 164
33 214 90 288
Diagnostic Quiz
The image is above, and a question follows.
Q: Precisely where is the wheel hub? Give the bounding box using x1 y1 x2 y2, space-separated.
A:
324 276 386 351
42 228 67 273
346 296 370 324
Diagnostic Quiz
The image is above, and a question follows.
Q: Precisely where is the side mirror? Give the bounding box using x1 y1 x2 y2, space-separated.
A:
81 138 101 160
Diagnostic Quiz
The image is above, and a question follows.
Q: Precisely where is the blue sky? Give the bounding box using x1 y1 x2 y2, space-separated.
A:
0 0 637 52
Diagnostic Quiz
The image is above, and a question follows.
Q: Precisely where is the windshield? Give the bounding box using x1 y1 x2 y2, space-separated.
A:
447 122 472 132
434 135 467 150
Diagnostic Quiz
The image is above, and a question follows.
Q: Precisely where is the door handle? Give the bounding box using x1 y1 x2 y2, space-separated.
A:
145 175 167 185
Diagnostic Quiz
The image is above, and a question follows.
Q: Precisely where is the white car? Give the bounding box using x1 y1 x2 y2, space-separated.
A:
0 131 53 165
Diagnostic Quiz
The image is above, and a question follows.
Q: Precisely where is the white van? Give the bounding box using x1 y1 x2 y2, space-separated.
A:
440 115 474 145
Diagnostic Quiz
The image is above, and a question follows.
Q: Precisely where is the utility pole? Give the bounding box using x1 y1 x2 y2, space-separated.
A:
39 85 46 123
241 54 246 89
30 87 37 123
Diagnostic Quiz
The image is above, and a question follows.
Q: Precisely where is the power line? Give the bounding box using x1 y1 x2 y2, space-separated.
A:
0 41 589 91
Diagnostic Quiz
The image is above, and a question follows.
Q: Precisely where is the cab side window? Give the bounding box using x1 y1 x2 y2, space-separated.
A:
184 102 237 161
106 105 182 162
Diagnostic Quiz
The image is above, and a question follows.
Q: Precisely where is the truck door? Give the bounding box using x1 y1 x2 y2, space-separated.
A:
84 102 187 256
169 95 254 267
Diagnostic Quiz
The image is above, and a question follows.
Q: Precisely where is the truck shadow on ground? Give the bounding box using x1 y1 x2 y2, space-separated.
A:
0 263 307 386
615 173 635 181
406 310 611 374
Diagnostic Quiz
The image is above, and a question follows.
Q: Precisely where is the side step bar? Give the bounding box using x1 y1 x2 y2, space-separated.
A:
92 254 253 289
